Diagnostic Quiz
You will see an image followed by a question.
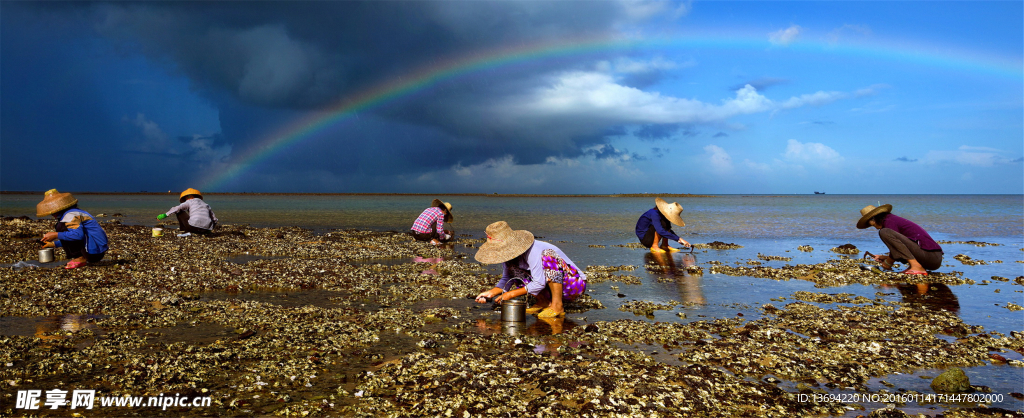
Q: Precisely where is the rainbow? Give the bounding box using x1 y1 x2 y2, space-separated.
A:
200 34 1022 190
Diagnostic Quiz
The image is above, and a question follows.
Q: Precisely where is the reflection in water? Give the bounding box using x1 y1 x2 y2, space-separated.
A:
474 317 577 336
413 256 445 275
34 314 98 340
644 252 706 305
880 283 960 314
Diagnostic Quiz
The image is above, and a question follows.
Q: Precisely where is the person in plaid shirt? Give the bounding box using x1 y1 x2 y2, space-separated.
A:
410 199 454 245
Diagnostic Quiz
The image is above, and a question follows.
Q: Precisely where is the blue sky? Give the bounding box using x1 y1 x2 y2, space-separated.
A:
1 1 1021 194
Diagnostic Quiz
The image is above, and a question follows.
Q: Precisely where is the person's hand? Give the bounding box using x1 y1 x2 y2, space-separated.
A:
40 241 55 249
41 232 58 242
678 238 691 248
157 214 167 220
474 292 492 303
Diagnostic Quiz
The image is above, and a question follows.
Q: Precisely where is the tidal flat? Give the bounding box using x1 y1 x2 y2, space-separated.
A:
1 217 1022 417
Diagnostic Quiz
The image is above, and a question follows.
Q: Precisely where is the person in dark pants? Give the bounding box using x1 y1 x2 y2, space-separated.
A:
634 197 691 252
157 188 218 237
410 199 454 245
37 189 109 269
858 204 943 275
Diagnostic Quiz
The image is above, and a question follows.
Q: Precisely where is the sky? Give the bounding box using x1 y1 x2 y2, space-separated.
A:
1 1 1021 194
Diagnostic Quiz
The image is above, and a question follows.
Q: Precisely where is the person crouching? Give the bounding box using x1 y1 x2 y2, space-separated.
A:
158 188 218 237
473 221 587 318
36 189 109 269
410 199 453 245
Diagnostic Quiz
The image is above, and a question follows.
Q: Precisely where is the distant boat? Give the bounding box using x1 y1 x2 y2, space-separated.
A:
814 191 825 195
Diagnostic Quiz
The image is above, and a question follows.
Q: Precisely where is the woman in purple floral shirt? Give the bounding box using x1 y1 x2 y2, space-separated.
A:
473 221 587 318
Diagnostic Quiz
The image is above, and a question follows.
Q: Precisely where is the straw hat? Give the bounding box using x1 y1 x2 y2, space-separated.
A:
36 189 78 217
431 198 454 222
857 204 892 229
655 198 685 227
179 188 203 203
474 221 535 264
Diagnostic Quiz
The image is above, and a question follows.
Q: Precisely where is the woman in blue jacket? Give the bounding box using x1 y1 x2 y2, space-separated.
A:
635 198 691 252
37 189 109 269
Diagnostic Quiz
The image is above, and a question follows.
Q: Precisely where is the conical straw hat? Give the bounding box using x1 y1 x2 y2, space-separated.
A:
474 221 535 264
179 188 203 203
431 198 454 222
36 189 78 217
857 204 892 229
655 198 685 227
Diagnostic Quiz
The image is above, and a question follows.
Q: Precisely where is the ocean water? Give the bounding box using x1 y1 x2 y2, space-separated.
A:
3 193 1021 240
3 193 1022 412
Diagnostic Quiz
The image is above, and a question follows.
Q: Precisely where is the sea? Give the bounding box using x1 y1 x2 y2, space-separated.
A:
2 193 1022 413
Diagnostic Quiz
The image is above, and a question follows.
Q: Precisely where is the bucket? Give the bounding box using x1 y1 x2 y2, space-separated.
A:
38 248 54 263
503 321 524 336
499 278 526 322
152 228 163 237
501 298 526 322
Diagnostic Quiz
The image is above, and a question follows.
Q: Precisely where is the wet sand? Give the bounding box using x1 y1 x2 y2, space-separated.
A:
1 217 1021 417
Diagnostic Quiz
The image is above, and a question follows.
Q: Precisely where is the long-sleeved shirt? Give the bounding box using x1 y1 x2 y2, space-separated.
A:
55 208 109 254
495 241 587 296
635 207 680 241
164 199 218 230
880 214 942 252
411 207 446 234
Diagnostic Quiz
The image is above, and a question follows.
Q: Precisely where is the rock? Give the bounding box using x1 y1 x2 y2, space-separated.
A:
930 368 970 392
867 407 910 418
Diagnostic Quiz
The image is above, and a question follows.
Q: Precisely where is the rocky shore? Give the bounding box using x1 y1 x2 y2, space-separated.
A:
1 218 1021 417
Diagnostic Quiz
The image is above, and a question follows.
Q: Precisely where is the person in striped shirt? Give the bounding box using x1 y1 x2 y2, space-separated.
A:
410 199 453 245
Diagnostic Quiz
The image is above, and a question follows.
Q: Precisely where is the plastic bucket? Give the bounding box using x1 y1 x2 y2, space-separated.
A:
152 228 163 237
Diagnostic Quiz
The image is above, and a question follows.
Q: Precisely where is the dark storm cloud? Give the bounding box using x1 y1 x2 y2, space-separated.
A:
92 1 636 174
894 156 918 162
2 1 673 191
92 1 620 109
583 145 644 161
635 124 694 141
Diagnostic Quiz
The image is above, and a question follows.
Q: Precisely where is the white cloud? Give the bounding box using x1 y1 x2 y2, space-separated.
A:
783 139 843 165
703 144 733 172
780 90 846 108
508 73 867 124
769 25 801 45
854 84 889 97
434 153 642 192
492 73 875 145
743 159 772 172
922 145 1018 167
504 72 774 125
